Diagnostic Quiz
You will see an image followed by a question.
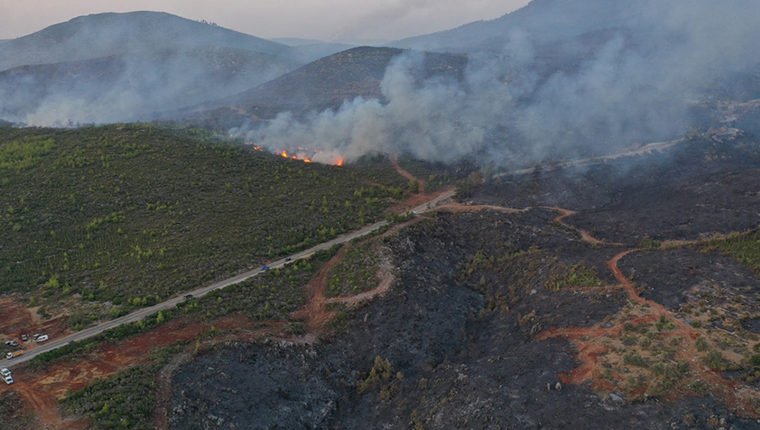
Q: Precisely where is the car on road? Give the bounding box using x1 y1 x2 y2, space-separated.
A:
6 351 24 359
261 265 269 271
184 294 193 299
285 257 291 262
35 334 49 343
0 368 10 377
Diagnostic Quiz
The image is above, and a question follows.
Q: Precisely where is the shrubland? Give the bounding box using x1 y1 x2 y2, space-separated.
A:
0 124 406 323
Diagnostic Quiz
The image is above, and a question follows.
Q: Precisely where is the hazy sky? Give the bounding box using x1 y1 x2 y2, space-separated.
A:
0 0 530 42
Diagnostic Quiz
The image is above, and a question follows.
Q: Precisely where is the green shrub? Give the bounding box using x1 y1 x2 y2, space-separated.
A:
638 237 662 249
546 262 603 291
695 337 709 351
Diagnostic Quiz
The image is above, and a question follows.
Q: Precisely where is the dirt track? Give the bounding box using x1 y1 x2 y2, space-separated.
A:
538 246 758 416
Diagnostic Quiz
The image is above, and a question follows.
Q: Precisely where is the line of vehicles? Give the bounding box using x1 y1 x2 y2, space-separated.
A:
4 333 49 361
1 367 11 385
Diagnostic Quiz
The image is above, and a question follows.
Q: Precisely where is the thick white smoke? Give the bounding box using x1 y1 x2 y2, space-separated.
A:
233 52 506 164
232 0 760 168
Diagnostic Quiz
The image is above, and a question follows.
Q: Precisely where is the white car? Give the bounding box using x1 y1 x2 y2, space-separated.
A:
0 368 10 377
3 375 12 385
35 335 49 343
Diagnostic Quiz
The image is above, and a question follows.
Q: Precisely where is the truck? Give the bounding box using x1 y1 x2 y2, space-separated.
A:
6 351 24 359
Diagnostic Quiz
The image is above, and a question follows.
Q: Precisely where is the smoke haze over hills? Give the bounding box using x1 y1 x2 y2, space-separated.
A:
1 0 759 167
231 0 760 167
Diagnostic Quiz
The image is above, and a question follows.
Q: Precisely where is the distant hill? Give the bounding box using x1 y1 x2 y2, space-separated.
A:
166 46 469 131
0 12 310 124
0 46 300 123
392 0 650 52
229 46 468 113
0 11 299 71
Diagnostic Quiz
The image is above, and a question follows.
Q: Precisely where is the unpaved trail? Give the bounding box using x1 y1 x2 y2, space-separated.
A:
436 202 530 214
390 154 425 194
539 248 758 416
434 203 617 247
325 258 396 307
546 207 624 246
295 242 397 334
294 246 350 335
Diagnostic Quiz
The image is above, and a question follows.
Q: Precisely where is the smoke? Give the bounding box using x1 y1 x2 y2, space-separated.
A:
233 52 504 164
233 0 760 168
0 49 293 127
331 0 453 42
0 12 299 126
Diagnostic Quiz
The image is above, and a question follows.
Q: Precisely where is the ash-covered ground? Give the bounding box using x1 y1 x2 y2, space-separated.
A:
470 138 760 244
169 200 760 429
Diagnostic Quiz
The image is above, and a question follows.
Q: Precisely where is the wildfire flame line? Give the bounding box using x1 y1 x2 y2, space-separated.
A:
245 142 344 166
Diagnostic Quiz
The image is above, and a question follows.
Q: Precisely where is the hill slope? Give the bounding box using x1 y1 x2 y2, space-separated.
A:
180 46 468 129
0 11 298 71
392 0 650 52
0 124 408 320
0 12 309 125
0 46 300 124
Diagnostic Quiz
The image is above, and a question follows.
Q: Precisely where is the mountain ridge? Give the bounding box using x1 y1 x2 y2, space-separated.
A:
0 11 298 72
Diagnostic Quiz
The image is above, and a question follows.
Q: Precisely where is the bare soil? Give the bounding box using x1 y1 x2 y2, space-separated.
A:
0 297 70 356
0 314 277 429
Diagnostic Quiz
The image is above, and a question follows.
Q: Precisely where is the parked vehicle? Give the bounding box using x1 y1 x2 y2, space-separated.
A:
4 340 18 347
0 368 10 377
35 334 49 343
6 351 24 359
33 334 41 340
21 334 28 341
3 375 12 385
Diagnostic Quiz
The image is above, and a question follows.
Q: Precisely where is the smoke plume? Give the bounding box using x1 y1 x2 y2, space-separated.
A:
233 0 760 168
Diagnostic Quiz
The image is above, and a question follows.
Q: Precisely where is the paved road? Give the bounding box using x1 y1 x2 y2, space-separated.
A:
1 139 678 369
1 189 456 369
494 139 681 179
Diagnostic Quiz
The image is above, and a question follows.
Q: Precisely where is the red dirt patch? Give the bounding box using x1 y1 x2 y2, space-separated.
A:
293 245 350 335
0 314 274 429
544 207 623 246
390 155 425 193
0 297 70 355
538 249 760 418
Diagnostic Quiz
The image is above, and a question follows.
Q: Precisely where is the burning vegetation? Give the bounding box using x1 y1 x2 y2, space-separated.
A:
246 142 345 166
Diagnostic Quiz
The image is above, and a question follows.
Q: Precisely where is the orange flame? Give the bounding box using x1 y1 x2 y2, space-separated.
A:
273 148 344 166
